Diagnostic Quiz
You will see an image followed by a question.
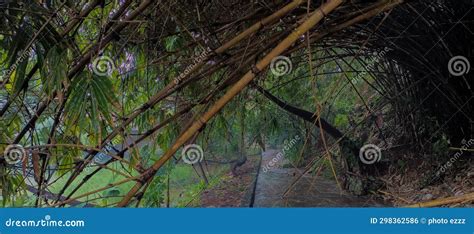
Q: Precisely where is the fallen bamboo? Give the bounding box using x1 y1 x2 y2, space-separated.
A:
405 192 474 208
99 0 306 146
117 0 344 207
55 0 307 202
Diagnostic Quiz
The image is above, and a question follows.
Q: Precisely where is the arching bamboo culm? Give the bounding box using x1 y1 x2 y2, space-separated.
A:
55 0 307 203
117 0 344 207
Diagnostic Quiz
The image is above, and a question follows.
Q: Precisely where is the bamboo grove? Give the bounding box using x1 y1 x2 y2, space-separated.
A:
0 0 472 207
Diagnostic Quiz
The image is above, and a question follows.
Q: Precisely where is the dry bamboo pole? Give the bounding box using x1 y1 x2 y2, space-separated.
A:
53 105 195 206
55 0 306 201
61 50 267 203
64 0 403 202
405 192 474 208
100 0 306 146
217 0 305 53
287 0 404 54
117 0 344 207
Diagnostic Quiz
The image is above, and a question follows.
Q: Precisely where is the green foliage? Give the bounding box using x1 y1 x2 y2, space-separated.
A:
41 45 68 96
0 169 26 207
164 35 183 52
142 174 167 207
64 72 118 143
334 114 349 128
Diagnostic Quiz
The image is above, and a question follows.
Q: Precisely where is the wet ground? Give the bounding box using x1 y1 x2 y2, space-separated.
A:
253 149 386 207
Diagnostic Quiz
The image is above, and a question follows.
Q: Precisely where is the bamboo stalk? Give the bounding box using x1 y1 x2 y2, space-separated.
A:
217 0 305 53
117 0 344 207
58 104 196 205
405 192 474 208
58 30 285 205
100 0 306 146
0 0 102 117
12 0 157 144
55 0 307 202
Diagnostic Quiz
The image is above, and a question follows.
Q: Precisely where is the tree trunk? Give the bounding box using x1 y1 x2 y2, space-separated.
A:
254 84 371 195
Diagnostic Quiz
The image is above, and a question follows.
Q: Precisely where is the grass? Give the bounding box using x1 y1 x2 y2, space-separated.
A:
48 162 137 206
42 160 229 207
